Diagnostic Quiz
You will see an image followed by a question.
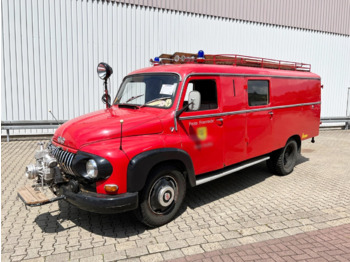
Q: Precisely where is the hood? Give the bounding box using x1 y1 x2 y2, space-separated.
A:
53 107 164 149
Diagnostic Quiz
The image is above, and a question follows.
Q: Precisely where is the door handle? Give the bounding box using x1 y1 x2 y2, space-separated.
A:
215 118 224 126
268 111 274 118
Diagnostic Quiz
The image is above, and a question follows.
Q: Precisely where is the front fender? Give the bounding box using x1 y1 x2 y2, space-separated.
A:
127 148 196 192
79 139 129 194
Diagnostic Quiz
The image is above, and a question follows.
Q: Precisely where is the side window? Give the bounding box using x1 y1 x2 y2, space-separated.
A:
248 80 269 106
183 83 194 103
184 79 218 111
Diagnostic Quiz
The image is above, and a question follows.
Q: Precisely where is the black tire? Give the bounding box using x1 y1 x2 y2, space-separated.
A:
267 140 298 176
135 165 186 227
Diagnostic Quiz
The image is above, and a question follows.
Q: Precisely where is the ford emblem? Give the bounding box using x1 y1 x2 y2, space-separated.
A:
58 136 65 144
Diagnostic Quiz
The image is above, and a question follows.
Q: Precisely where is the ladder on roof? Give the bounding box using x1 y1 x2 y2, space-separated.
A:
151 52 311 72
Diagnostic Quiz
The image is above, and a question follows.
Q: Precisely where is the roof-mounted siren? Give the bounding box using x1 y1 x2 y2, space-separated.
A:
197 50 205 63
153 57 160 66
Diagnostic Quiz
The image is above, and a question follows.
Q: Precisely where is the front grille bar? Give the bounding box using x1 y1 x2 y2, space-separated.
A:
49 144 75 175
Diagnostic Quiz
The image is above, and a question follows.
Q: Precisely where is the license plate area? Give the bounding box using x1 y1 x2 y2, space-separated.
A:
17 185 64 207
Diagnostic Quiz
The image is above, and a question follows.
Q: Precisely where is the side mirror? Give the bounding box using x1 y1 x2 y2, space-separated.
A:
97 62 113 80
188 91 201 111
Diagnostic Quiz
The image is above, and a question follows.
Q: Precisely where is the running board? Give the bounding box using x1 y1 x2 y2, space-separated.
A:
196 156 270 186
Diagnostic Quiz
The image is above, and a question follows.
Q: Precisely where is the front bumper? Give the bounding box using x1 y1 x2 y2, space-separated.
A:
58 186 138 214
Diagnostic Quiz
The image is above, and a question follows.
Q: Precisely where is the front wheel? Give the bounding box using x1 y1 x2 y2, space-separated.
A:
267 140 298 176
135 165 186 227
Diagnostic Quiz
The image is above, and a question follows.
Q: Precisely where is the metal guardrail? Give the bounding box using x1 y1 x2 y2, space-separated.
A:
320 117 350 130
1 120 66 142
1 117 349 143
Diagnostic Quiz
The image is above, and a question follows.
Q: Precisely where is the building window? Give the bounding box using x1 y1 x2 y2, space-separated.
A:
248 80 269 106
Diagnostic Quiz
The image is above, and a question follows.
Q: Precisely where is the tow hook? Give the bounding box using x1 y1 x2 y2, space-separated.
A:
68 180 80 193
311 137 315 143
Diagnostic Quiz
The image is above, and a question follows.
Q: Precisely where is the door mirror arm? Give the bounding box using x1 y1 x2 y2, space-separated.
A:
176 102 193 118
174 90 201 131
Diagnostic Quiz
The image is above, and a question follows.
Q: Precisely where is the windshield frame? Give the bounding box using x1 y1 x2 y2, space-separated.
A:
113 73 181 109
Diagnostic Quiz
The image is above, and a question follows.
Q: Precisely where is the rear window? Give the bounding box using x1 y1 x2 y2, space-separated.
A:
248 80 269 106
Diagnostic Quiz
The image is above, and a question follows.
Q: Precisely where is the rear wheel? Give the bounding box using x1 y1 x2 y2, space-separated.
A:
135 165 186 227
267 139 298 176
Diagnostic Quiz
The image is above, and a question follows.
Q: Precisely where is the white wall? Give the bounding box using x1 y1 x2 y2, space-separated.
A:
2 0 350 134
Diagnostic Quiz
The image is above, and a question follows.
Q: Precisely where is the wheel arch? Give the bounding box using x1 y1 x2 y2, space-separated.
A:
127 148 196 192
289 134 301 152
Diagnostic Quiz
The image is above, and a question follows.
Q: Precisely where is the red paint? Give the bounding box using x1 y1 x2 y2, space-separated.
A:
52 62 321 194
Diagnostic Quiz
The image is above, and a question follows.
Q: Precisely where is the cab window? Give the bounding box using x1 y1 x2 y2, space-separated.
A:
248 80 269 106
183 79 218 111
114 74 179 108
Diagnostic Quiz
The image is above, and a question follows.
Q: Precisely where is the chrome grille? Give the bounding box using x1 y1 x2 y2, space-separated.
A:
49 144 75 175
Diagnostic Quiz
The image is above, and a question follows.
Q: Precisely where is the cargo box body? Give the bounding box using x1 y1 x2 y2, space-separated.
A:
130 63 321 176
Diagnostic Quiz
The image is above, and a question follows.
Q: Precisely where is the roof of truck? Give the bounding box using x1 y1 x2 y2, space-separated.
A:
129 63 321 80
129 52 321 80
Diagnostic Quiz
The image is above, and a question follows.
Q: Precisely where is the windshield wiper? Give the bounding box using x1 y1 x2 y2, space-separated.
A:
118 94 144 109
125 94 144 103
140 97 172 108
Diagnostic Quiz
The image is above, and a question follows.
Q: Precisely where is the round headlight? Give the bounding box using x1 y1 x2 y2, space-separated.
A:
85 159 98 179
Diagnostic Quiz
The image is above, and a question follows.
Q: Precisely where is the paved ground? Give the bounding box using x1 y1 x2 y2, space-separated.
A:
1 130 350 262
170 223 350 262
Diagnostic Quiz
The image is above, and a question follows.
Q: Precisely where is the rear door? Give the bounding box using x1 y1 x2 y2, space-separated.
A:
178 76 224 175
245 78 274 159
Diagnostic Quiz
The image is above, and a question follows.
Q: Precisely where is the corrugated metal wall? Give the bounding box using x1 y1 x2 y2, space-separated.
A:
113 0 350 36
2 0 350 134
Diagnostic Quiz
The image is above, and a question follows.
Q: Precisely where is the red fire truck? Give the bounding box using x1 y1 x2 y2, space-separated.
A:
18 51 321 227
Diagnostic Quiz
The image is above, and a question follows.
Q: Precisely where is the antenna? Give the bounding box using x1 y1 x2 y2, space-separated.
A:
120 120 124 150
49 109 59 125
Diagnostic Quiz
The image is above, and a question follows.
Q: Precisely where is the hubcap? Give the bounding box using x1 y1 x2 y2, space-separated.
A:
158 186 175 207
148 176 178 215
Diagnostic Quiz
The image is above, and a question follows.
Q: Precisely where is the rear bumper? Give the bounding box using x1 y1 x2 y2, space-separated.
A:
58 186 138 214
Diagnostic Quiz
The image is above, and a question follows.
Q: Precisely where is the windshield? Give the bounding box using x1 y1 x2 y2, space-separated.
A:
114 74 179 108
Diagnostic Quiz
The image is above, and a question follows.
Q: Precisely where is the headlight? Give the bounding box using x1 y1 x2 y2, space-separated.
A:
85 159 98 179
72 152 113 182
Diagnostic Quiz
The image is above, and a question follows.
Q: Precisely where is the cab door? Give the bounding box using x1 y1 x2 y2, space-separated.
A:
221 77 247 166
245 78 274 159
178 76 224 175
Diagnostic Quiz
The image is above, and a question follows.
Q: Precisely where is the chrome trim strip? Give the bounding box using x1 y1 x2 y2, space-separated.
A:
50 145 76 175
179 101 321 121
196 156 270 186
63 151 70 173
62 151 68 165
62 151 67 164
58 150 63 162
174 72 320 130
60 151 67 173
67 153 72 170
68 153 74 174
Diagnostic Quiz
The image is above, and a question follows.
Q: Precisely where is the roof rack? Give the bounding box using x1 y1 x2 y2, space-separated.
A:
151 51 311 72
